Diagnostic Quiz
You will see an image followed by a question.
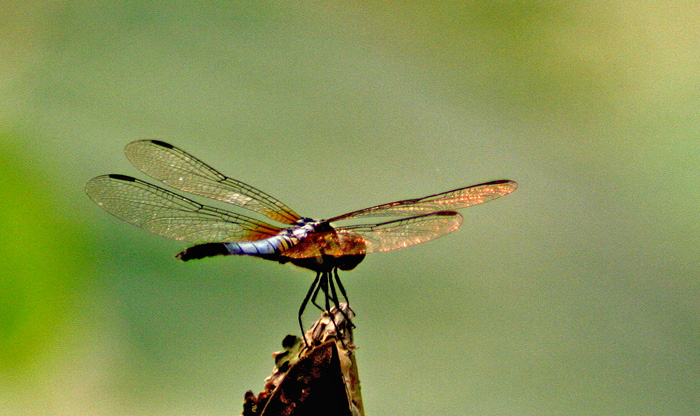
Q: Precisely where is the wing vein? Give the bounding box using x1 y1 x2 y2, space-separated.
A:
85 174 281 243
124 140 301 224
328 180 517 222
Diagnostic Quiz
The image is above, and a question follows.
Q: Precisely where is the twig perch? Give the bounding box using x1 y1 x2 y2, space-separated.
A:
242 303 364 416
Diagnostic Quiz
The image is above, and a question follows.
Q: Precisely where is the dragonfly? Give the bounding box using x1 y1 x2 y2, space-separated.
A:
86 140 517 339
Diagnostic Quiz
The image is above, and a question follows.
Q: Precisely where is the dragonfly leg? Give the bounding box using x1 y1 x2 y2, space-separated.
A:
322 272 331 312
328 268 355 329
301 271 354 346
327 271 340 307
333 268 354 314
310 272 328 312
299 272 322 347
324 274 346 346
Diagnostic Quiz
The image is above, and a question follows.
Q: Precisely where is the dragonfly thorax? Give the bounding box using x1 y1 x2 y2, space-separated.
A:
277 220 367 273
284 218 324 240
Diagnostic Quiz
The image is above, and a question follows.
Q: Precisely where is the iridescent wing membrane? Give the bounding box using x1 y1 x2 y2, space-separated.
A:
327 180 517 254
85 174 283 243
329 180 517 222
85 140 517 258
125 140 301 225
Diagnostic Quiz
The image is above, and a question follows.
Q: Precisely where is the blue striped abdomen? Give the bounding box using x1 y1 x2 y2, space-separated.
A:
224 235 297 257
176 223 315 263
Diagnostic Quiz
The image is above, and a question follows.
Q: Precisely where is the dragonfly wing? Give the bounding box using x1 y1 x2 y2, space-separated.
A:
124 140 301 225
333 211 463 254
328 180 516 222
85 174 282 243
281 211 463 260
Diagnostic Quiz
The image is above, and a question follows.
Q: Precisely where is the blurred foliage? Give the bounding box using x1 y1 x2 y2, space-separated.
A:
1 2 699 415
0 133 91 373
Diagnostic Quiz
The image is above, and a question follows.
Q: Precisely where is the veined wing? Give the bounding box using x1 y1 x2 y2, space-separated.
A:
124 140 301 225
328 180 517 222
281 211 463 259
336 211 463 254
85 174 282 244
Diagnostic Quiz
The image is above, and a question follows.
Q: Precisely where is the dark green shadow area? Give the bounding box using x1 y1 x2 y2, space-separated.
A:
0 132 92 374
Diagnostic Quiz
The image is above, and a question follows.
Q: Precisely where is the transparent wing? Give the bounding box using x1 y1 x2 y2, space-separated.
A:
279 212 462 260
335 211 463 254
85 174 282 244
124 140 301 225
328 180 517 222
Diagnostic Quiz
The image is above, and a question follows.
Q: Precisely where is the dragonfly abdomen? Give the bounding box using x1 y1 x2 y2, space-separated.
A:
176 235 298 262
224 235 298 256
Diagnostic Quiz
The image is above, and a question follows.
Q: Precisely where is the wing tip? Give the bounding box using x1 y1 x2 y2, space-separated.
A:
488 179 518 188
85 174 137 196
149 139 174 149
480 179 518 196
105 173 136 182
436 210 463 229
125 139 174 156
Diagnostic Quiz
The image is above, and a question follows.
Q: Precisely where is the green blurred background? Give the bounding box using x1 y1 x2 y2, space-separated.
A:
2 2 699 415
